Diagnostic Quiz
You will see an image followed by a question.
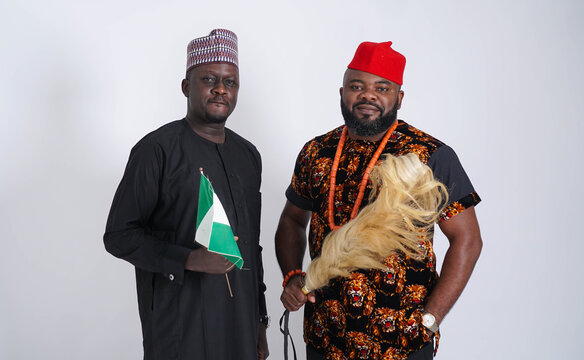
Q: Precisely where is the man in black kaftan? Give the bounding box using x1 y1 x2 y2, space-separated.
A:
104 29 269 360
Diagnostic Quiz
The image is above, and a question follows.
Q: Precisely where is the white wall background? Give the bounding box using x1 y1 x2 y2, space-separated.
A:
1 0 582 359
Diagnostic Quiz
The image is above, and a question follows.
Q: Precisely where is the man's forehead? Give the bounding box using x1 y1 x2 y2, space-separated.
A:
343 69 398 85
191 62 239 74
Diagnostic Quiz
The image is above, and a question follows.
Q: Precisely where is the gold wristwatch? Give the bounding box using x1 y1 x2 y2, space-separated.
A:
422 312 439 333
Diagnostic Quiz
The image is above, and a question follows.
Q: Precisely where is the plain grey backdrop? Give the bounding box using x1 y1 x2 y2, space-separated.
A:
1 0 582 359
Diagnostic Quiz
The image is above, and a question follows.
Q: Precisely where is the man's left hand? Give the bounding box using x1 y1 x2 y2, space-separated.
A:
258 323 269 359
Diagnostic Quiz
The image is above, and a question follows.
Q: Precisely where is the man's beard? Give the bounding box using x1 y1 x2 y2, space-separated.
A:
341 99 398 137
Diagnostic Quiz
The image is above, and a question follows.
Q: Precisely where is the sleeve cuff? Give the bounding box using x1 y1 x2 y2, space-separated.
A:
161 244 192 285
440 191 481 222
285 185 313 211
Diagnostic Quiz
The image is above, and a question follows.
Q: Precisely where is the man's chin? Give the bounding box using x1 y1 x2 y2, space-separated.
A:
204 111 229 124
206 117 228 124
356 115 380 123
355 110 381 120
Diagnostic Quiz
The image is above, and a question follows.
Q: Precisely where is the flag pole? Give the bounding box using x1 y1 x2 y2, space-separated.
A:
225 273 233 297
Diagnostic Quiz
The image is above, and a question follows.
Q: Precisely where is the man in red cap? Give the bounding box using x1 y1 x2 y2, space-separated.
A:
276 41 482 359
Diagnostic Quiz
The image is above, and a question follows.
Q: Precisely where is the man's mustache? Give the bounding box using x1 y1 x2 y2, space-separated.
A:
208 96 228 105
352 100 383 113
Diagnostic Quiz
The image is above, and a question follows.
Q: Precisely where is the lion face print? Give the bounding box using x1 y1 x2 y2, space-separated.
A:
346 331 380 360
400 285 427 308
399 310 430 349
306 310 331 349
342 273 376 317
367 308 404 341
372 254 406 295
322 300 347 337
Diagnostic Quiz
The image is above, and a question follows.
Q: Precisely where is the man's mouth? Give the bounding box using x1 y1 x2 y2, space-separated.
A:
354 102 382 116
209 97 228 106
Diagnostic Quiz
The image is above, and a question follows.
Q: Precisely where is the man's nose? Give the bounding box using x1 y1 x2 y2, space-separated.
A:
212 83 227 95
358 87 377 102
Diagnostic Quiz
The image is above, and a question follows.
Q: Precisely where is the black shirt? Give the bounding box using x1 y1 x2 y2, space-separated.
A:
105 119 266 360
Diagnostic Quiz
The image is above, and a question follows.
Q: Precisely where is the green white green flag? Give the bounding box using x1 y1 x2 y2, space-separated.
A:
195 171 243 269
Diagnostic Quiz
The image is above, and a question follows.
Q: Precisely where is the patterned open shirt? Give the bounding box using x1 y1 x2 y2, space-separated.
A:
285 120 481 359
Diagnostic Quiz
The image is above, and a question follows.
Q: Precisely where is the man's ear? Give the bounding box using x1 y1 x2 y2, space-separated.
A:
181 78 189 97
397 90 404 110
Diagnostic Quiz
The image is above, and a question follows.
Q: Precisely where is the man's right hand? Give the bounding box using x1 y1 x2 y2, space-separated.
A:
184 247 235 274
280 274 315 311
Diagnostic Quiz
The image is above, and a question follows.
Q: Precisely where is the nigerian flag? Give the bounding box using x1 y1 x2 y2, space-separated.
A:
195 172 243 269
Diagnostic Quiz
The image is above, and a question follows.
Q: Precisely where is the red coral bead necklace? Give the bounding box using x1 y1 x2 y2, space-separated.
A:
327 121 398 230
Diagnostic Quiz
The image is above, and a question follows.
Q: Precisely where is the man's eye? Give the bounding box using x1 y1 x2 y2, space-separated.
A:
350 85 362 90
377 87 389 93
225 79 237 87
202 76 215 83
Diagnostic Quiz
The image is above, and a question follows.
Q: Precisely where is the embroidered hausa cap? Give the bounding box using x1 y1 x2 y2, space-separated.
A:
347 41 406 85
186 29 238 72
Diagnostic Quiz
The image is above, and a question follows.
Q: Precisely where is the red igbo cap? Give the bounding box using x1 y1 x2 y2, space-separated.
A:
347 41 406 85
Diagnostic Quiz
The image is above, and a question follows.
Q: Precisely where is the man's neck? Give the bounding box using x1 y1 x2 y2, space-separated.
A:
185 116 226 144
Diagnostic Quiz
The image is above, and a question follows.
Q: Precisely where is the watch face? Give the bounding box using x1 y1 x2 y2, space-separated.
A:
422 313 435 327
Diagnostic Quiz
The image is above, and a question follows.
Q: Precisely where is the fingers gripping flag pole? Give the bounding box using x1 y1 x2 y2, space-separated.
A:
195 168 243 296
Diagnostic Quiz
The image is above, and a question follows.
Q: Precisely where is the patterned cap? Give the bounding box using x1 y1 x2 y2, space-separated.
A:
186 29 238 72
347 41 406 85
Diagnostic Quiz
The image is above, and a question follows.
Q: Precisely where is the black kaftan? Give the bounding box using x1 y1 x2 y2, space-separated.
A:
104 119 266 360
